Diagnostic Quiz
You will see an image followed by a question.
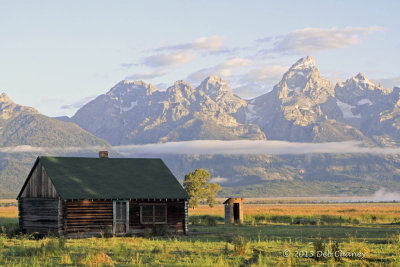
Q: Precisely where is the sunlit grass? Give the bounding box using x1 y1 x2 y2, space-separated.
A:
0 201 399 265
190 203 400 224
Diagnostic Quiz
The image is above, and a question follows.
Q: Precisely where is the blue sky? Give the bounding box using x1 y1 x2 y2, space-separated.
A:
1 0 399 117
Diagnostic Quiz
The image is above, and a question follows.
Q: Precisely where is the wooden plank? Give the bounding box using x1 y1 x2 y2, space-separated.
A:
19 198 59 233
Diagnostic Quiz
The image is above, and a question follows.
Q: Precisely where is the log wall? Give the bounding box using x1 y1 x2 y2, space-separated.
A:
63 199 113 238
19 198 187 237
20 161 58 198
18 198 59 234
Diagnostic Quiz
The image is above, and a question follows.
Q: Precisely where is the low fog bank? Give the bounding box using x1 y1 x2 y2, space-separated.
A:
351 188 400 202
1 140 400 155
317 189 400 203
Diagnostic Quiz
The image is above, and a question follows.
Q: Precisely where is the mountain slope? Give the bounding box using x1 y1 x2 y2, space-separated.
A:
0 93 110 192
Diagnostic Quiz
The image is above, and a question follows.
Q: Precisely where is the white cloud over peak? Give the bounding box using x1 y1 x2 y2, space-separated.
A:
186 57 252 83
125 70 167 80
142 52 196 67
376 76 400 90
244 64 288 84
61 95 98 110
156 35 225 52
261 26 384 55
231 64 288 99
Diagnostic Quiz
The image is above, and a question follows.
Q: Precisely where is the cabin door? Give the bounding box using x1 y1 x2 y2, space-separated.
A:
113 200 129 235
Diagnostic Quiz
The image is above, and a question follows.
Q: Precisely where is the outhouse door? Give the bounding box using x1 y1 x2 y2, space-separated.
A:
113 200 129 235
233 203 240 223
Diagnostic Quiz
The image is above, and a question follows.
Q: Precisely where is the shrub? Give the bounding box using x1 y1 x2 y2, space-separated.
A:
189 215 223 226
313 240 325 261
329 240 341 262
86 252 114 267
143 228 153 238
99 226 113 238
152 224 168 236
0 224 21 238
232 235 247 256
292 218 319 225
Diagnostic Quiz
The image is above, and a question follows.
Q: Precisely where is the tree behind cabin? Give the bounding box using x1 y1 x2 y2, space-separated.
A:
183 169 222 209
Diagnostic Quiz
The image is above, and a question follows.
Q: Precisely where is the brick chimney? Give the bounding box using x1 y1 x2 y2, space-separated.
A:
99 151 109 158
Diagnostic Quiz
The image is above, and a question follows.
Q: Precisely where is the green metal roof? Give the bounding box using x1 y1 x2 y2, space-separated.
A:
35 157 188 200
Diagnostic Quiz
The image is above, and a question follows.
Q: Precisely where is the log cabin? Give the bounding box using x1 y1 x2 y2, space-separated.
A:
17 151 189 238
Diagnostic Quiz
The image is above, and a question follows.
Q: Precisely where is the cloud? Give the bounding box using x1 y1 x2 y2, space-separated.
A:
376 76 400 90
112 140 400 156
186 58 252 83
125 70 167 80
156 35 225 53
39 97 65 103
368 188 400 202
243 64 287 84
261 26 384 55
232 83 273 99
120 63 137 68
210 177 229 183
230 64 288 99
60 95 97 110
142 52 196 67
0 145 106 154
2 141 400 156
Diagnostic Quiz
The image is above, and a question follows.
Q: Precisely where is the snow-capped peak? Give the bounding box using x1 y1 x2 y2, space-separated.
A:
290 56 316 70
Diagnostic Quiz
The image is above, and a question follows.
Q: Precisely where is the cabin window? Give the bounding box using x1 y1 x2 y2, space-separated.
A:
140 204 167 224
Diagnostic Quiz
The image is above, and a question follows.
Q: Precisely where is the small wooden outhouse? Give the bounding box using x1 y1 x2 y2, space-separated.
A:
224 198 243 224
17 152 189 237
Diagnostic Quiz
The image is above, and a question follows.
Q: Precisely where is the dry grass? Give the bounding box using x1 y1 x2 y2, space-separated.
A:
0 199 17 204
190 203 400 222
0 206 18 218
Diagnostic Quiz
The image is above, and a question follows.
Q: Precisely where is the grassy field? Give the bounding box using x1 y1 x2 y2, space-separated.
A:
0 201 400 266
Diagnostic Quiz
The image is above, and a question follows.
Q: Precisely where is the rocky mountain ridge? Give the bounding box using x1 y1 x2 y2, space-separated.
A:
72 75 265 145
70 56 400 146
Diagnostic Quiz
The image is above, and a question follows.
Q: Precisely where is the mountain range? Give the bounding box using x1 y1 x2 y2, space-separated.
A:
69 56 400 147
1 56 400 196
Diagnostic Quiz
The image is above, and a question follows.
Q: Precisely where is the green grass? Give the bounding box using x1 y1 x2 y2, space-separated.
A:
0 220 399 266
1 204 400 266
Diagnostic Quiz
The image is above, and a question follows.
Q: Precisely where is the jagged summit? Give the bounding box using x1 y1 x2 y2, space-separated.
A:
337 72 389 94
108 80 158 96
351 72 378 88
198 75 230 95
290 56 316 70
172 80 193 87
202 74 227 84
354 72 369 80
0 93 18 114
273 56 332 99
0 93 12 104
